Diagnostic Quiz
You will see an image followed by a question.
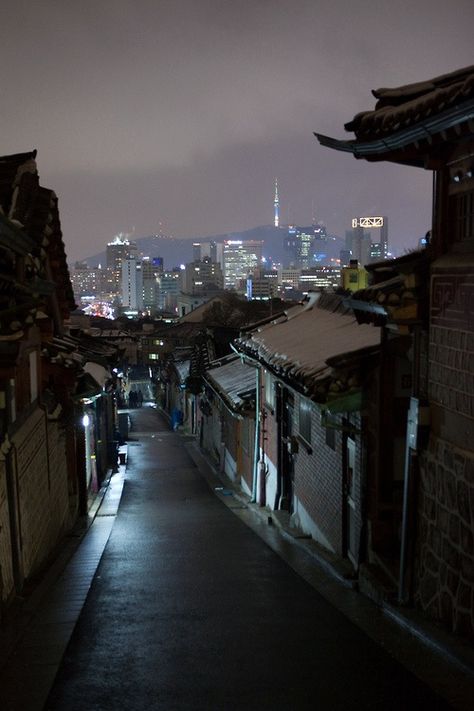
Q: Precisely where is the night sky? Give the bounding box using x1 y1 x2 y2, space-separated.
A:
2 1 473 263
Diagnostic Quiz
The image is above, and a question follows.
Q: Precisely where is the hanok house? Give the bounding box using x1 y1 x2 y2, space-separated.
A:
343 251 430 599
234 293 380 567
201 353 256 494
0 150 79 608
0 150 118 613
316 65 474 636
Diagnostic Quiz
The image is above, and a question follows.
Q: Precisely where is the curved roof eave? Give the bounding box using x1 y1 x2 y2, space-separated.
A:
314 97 474 160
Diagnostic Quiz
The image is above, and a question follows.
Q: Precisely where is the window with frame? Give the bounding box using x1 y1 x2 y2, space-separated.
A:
299 398 312 445
451 190 474 242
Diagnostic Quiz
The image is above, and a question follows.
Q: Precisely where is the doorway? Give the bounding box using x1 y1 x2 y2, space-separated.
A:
276 383 294 512
343 435 358 566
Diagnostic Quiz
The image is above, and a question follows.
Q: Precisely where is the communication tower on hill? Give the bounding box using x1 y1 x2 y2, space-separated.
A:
274 178 279 228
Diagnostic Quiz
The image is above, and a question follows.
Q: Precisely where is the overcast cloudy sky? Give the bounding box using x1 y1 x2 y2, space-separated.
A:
2 1 473 262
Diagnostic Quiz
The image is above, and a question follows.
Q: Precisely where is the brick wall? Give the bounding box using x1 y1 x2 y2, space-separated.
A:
292 396 343 553
292 394 363 561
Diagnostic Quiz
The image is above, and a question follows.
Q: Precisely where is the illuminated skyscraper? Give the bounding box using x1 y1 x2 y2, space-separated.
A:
348 216 389 265
283 226 314 268
121 257 143 311
223 240 264 289
274 178 279 228
106 233 137 271
192 242 202 262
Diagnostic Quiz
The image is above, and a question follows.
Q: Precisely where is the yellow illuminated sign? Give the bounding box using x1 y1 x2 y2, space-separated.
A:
352 217 385 228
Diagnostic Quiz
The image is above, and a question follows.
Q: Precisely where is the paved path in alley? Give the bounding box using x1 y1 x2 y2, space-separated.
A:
42 405 453 711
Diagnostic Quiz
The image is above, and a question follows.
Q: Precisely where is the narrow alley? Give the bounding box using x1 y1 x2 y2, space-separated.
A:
1 405 467 710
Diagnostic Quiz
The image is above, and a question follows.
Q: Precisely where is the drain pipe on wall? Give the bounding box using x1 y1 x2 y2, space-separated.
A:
398 326 429 603
231 344 261 504
252 366 262 504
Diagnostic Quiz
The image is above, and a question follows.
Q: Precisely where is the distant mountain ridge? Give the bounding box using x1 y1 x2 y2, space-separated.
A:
83 224 343 269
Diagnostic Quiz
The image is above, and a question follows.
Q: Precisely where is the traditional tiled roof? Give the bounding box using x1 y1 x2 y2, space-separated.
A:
40 330 122 385
315 65 474 164
234 293 380 404
0 150 75 339
0 150 37 217
344 250 430 329
204 354 255 413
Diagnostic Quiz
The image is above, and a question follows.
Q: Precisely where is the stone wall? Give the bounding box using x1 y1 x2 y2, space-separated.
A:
415 436 474 637
417 262 474 638
0 457 14 604
429 324 474 417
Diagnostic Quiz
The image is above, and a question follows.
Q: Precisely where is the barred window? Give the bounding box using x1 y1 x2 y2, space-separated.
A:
451 190 474 242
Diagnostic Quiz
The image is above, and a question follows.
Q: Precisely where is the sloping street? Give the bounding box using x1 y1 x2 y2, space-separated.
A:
26 404 456 710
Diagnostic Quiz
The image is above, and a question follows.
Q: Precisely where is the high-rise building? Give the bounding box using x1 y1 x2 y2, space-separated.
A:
283 226 314 268
348 216 389 265
298 266 342 291
192 242 202 262
152 257 164 273
121 257 143 311
283 225 299 265
312 223 328 262
141 258 164 309
296 231 313 269
246 268 279 300
380 217 389 257
181 257 223 293
106 234 137 271
156 270 181 312
210 240 218 263
278 266 301 289
223 240 264 290
345 227 371 266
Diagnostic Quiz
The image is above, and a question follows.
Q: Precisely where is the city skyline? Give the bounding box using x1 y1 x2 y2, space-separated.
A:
1 1 472 263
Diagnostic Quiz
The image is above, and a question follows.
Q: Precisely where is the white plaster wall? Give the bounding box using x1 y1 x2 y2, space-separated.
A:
292 496 336 553
260 453 278 509
224 449 237 482
240 475 252 498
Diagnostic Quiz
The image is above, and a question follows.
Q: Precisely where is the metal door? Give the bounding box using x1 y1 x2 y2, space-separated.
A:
276 383 294 512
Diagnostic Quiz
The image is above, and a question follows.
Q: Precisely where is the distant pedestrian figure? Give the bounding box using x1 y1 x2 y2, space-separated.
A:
137 389 143 408
129 389 137 408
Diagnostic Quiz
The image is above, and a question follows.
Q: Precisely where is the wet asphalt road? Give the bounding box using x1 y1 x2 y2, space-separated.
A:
45 406 451 710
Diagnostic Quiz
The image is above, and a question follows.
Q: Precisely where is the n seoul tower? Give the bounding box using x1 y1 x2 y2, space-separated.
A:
274 178 279 228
